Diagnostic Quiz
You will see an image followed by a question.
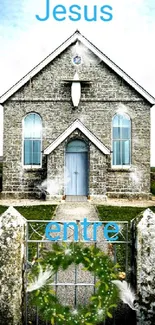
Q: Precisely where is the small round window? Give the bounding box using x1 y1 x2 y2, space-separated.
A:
72 55 82 65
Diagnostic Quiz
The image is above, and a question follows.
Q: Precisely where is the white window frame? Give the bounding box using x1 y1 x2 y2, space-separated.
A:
22 112 42 169
111 113 131 169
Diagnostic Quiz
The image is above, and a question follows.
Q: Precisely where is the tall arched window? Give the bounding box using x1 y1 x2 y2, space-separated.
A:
112 113 131 166
23 113 42 166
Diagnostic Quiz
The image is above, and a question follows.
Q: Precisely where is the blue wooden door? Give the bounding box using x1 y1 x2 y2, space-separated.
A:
76 153 88 195
65 140 88 196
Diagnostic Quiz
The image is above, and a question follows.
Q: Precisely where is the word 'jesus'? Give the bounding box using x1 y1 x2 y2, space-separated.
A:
36 1 113 22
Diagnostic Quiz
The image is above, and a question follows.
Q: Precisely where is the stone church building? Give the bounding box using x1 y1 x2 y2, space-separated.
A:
0 30 155 201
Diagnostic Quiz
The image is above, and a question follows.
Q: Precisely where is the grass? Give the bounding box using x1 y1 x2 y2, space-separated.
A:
1 204 155 230
0 163 2 192
151 168 155 195
15 205 57 256
151 180 155 195
0 206 8 215
97 205 155 276
0 205 57 261
16 206 57 258
0 204 56 219
15 205 56 220
97 205 155 222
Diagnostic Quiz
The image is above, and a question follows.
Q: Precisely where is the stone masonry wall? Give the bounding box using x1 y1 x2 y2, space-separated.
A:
47 143 65 199
0 207 26 325
136 209 155 325
1 42 151 199
89 143 107 198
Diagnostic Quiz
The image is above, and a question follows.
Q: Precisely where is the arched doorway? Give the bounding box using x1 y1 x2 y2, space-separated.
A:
65 140 88 196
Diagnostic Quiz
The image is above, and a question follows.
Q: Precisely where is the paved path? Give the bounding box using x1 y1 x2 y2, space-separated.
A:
54 202 108 246
55 201 98 221
47 202 109 307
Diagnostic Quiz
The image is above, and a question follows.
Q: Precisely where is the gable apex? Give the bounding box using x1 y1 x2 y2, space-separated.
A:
0 30 155 105
44 119 110 155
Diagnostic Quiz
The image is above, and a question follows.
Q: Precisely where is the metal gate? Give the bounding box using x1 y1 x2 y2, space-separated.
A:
24 220 135 325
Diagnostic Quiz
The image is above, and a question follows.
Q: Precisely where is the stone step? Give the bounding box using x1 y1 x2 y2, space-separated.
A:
65 195 88 202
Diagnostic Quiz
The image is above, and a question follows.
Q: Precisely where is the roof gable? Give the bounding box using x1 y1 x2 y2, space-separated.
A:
44 119 110 155
0 30 155 105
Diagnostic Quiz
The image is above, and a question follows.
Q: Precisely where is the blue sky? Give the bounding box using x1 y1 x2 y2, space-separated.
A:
0 0 155 95
0 0 155 163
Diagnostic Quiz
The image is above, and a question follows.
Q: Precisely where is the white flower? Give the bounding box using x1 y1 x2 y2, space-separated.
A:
97 309 104 316
64 248 72 255
72 309 78 315
27 264 53 292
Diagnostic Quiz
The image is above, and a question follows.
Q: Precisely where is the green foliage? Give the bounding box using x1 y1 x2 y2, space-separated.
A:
0 163 2 192
151 171 155 195
151 181 155 195
28 243 120 325
0 163 2 174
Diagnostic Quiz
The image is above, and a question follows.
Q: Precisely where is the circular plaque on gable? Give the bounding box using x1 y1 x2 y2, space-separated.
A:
72 55 82 65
